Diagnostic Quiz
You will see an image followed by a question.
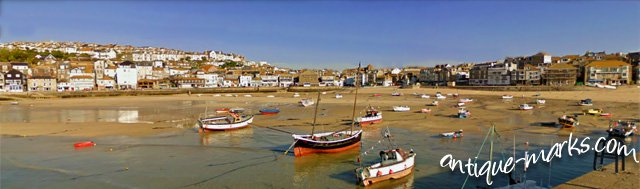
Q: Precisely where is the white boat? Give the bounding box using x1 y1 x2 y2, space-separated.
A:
266 95 275 98
355 148 416 186
230 108 245 113
502 95 513 99
420 94 430 99
392 106 410 112
225 94 233 97
244 94 252 97
435 94 446 99
321 92 327 95
429 101 439 106
456 102 465 107
213 94 221 97
440 130 463 138
335 94 343 99
446 93 453 96
459 98 473 103
519 104 534 110
199 113 254 131
536 99 546 104
391 92 402 96
300 98 315 107
10 101 19 105
293 93 301 98
579 99 593 106
420 108 431 113
356 107 382 125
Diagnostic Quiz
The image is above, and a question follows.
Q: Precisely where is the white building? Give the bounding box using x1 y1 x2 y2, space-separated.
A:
487 63 516 86
115 61 138 89
136 62 153 80
69 75 95 91
196 73 220 88
239 75 252 87
93 49 117 60
261 75 279 87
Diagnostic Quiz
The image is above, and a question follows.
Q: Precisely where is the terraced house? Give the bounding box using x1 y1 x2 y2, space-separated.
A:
584 60 631 85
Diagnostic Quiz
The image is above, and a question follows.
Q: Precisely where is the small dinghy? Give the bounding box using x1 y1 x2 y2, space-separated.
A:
429 100 439 106
457 107 470 118
213 94 221 97
519 104 534 110
584 108 603 115
435 93 446 99
420 94 430 99
453 93 459 98
10 101 19 105
393 106 410 112
300 98 315 107
536 99 546 104
266 95 275 98
199 112 254 131
230 108 245 113
456 102 465 107
446 93 453 96
600 113 613 117
372 94 382 97
558 115 579 128
502 95 513 99
224 94 233 97
440 130 463 138
420 108 431 113
321 92 327 95
215 108 230 113
259 108 280 115
244 94 252 97
391 92 402 96
293 93 301 98
578 99 593 106
459 98 473 103
335 94 343 99
74 141 96 148
607 121 637 138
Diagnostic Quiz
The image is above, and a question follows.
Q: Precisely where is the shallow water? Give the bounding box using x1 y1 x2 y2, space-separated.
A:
1 97 639 189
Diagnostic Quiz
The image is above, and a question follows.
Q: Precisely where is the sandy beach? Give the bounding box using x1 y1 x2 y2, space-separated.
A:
1 86 639 188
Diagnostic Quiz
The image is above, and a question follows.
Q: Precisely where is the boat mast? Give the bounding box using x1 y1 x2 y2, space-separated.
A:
350 63 361 134
311 90 321 136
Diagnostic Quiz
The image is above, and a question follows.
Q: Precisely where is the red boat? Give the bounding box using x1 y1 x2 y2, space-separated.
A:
372 94 382 97
259 108 280 115
356 106 382 126
215 108 230 113
74 141 96 148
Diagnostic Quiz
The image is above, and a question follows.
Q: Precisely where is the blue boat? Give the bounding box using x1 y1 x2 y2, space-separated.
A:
260 108 280 115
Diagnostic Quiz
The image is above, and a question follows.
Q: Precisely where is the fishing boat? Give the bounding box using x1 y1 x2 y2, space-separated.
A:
391 91 402 96
429 100 439 106
293 93 301 98
459 98 473 103
583 108 603 115
244 94 252 97
225 94 233 97
321 92 327 95
259 108 280 115
536 99 546 104
420 94 430 99
215 108 230 113
199 112 254 131
457 107 470 118
578 99 593 106
607 120 637 138
502 95 513 99
435 93 446 99
393 106 410 112
440 130 463 138
335 94 343 99
600 113 613 117
213 94 221 97
420 108 431 113
558 115 579 128
355 128 416 186
300 98 315 107
290 64 364 157
519 104 534 110
10 101 19 105
456 102 465 107
356 106 382 126
266 95 275 98
453 93 459 98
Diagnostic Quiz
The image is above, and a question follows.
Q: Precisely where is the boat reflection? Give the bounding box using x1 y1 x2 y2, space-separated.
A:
199 128 254 146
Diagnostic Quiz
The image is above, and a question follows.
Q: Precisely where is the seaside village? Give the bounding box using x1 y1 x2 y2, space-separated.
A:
0 41 640 93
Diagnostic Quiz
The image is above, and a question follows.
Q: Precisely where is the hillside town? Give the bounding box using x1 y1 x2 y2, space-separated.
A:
0 41 639 92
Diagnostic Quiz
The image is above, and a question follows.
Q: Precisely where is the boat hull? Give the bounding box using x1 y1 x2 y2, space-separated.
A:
292 130 362 157
357 115 383 126
361 166 414 186
357 153 416 186
260 111 279 115
200 116 254 131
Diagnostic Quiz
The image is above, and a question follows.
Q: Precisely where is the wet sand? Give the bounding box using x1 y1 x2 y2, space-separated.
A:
1 86 639 188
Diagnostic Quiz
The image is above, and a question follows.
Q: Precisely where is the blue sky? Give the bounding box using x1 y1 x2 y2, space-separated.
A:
1 1 639 69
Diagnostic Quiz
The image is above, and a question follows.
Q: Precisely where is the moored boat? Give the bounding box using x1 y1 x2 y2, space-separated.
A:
355 148 416 186
393 106 410 112
558 115 579 128
440 130 463 138
536 99 546 104
356 106 382 126
435 93 446 99
459 98 473 103
607 121 637 138
578 99 593 106
372 94 382 97
429 100 439 106
300 98 315 107
584 108 603 115
10 101 19 105
215 108 230 113
502 95 513 99
335 94 343 99
259 108 280 115
293 93 301 98
519 104 534 110
456 102 465 107
292 130 362 156
199 112 254 131
420 94 430 99
391 92 402 96
457 107 470 118
420 108 431 113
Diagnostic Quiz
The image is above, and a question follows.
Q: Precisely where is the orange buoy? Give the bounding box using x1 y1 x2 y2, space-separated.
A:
74 141 96 148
